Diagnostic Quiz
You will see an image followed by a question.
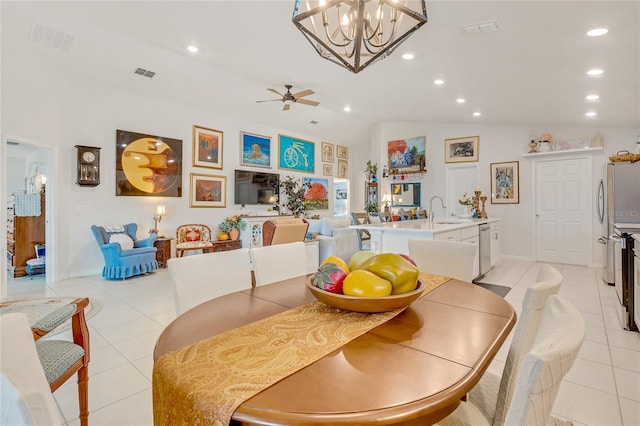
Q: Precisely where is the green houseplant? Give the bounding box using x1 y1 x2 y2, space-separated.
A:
280 175 310 217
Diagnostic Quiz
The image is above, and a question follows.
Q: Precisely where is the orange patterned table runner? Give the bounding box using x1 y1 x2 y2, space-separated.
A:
152 273 450 426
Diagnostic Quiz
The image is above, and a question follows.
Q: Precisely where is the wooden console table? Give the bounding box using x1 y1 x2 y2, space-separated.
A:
211 239 241 252
153 238 173 268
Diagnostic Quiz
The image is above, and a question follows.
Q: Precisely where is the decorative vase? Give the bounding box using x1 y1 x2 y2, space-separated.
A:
229 228 240 240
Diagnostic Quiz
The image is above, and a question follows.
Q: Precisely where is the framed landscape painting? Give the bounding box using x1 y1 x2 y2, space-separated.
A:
303 177 329 210
193 125 223 169
189 173 226 208
490 161 519 204
278 134 315 173
445 136 479 163
240 131 271 168
387 136 425 174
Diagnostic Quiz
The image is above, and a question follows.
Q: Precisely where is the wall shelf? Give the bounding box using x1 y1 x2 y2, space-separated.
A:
522 146 603 159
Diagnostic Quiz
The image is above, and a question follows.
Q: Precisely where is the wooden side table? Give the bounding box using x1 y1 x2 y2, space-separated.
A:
211 239 242 252
154 237 173 268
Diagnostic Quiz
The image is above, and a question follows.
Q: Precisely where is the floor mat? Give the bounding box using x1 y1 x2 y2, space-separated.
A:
476 282 511 298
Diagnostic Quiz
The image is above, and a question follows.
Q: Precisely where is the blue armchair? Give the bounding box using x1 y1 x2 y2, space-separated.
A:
91 223 158 280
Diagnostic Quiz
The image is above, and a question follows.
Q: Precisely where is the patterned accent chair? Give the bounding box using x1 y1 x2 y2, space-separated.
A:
91 223 158 280
175 224 214 257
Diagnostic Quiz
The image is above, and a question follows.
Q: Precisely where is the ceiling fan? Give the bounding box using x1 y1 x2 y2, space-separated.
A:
256 84 320 111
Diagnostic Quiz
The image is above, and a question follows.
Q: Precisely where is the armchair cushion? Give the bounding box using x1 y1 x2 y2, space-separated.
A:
109 233 134 250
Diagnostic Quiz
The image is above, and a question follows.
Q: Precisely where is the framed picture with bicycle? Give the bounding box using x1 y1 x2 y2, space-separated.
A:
278 134 315 173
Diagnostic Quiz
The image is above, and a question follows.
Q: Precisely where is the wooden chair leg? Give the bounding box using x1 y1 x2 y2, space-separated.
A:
77 365 89 426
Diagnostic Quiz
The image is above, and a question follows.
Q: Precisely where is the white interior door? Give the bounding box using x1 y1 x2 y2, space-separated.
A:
446 165 477 217
535 156 591 265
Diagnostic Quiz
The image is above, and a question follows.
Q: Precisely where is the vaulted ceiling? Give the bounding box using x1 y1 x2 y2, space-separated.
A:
3 1 639 146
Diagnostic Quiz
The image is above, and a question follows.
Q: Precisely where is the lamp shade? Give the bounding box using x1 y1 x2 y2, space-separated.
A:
155 205 166 216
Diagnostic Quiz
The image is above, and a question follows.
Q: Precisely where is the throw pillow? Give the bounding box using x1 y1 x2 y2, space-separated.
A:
185 229 201 242
320 218 352 236
109 233 134 250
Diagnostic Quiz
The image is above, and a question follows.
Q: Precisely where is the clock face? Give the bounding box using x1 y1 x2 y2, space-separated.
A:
82 151 96 163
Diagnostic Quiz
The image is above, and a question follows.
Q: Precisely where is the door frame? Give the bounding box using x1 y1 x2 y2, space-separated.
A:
1 135 57 297
531 153 593 266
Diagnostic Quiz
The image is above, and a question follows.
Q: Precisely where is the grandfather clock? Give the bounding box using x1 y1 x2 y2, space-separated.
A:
75 145 101 186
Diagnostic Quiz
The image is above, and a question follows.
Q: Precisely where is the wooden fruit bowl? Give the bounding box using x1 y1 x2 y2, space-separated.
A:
306 277 425 313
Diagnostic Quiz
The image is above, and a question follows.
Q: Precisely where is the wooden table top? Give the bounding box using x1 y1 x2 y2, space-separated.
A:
154 277 516 425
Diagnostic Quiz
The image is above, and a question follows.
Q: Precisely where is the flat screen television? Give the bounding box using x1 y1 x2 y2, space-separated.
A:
234 169 280 205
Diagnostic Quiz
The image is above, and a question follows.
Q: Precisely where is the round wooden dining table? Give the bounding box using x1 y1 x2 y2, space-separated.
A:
154 276 516 425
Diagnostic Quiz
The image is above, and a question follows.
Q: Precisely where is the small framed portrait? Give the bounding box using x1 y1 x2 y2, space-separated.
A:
193 125 223 169
321 142 334 163
337 159 348 178
490 161 519 204
444 136 479 163
323 163 333 176
189 173 226 208
336 145 349 159
240 131 271 168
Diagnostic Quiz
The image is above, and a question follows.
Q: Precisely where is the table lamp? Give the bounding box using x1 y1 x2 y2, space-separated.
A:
382 192 391 212
153 205 165 232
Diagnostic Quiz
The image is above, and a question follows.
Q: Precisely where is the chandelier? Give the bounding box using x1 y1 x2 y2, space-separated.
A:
292 0 428 74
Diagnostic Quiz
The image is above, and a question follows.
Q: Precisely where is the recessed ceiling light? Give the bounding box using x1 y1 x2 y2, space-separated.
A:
585 111 597 117
585 94 600 101
344 105 351 112
187 45 199 53
586 27 608 37
456 98 466 104
402 53 415 60
587 69 604 76
473 112 481 117
434 79 445 85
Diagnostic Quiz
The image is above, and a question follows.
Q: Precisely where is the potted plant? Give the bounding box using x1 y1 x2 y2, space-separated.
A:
365 200 379 214
280 175 310 217
218 214 247 240
365 161 378 182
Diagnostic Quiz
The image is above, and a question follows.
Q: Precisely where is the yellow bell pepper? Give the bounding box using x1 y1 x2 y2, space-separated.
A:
356 253 419 295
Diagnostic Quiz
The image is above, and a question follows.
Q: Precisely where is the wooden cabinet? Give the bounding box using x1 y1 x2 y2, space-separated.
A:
365 182 378 208
7 194 45 277
211 239 241 252
154 237 173 268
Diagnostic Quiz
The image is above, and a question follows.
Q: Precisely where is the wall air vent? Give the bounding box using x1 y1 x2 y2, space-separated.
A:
134 68 156 78
29 23 74 51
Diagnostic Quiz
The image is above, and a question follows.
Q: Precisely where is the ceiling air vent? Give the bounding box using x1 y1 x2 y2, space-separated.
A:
463 20 501 34
29 23 74 51
134 68 156 78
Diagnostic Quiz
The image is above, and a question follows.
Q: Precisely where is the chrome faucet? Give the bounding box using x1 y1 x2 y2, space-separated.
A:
428 196 447 224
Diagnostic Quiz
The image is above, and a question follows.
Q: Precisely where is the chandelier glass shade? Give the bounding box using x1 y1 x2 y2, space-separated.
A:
292 0 428 73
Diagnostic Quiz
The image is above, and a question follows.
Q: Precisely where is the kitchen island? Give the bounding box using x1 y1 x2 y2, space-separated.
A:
351 217 501 278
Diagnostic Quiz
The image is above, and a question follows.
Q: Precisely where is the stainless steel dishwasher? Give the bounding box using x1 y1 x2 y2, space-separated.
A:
479 224 491 277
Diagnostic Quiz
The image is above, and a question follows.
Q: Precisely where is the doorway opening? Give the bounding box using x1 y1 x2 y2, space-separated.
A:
333 179 349 217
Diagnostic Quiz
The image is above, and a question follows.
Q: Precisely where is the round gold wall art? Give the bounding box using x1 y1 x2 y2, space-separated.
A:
121 137 180 194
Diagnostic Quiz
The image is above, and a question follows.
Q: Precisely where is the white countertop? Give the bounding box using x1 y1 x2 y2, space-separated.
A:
350 217 500 235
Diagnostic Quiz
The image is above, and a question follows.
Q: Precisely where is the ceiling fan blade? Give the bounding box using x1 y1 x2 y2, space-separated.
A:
256 99 282 103
293 89 314 98
283 103 291 111
267 88 284 97
296 98 320 107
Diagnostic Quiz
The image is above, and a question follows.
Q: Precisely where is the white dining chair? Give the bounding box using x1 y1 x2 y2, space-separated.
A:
250 241 307 286
0 313 63 426
437 294 584 426
168 248 253 315
466 264 564 425
408 239 477 282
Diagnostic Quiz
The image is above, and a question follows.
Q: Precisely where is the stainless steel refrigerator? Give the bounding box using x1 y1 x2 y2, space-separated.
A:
597 162 640 285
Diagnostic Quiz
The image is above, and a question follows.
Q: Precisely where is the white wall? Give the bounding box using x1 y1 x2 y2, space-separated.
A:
364 121 638 265
2 47 366 280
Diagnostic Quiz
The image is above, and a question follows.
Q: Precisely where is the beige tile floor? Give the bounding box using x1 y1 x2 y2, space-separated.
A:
5 260 640 426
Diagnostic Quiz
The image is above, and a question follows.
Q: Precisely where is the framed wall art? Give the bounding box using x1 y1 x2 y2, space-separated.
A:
115 129 182 197
278 134 315 173
323 163 333 176
445 136 479 163
303 177 329 210
336 145 349 159
337 159 348 178
490 161 519 204
321 142 334 163
193 125 223 169
387 136 425 174
240 131 271 168
189 173 226 208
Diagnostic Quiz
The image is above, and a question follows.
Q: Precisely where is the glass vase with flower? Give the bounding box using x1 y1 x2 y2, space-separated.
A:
458 193 473 218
